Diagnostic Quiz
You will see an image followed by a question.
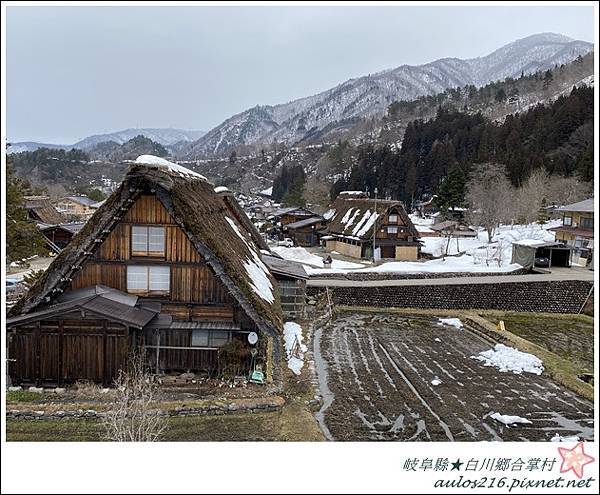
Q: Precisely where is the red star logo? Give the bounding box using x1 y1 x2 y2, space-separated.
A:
558 442 595 479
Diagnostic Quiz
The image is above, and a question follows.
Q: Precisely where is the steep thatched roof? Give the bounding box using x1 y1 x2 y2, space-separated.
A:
10 156 283 344
326 193 419 240
23 196 65 224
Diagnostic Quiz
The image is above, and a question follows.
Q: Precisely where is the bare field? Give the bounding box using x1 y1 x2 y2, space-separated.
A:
315 312 594 441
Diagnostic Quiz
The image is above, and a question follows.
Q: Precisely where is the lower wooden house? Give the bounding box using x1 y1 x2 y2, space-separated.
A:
23 195 66 225
37 222 86 252
324 192 421 260
283 216 327 247
7 156 283 387
262 254 308 319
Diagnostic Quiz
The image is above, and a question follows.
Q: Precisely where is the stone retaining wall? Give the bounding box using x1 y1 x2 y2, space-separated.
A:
310 268 529 281
308 280 592 314
6 397 284 420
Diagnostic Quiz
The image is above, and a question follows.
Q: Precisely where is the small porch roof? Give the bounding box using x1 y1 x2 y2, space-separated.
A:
6 286 160 329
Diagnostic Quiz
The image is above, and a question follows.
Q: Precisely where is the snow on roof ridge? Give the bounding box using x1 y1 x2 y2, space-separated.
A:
134 155 208 181
339 190 366 196
214 185 230 193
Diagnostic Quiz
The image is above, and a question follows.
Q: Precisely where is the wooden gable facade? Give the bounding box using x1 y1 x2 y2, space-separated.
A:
7 157 283 387
325 193 420 261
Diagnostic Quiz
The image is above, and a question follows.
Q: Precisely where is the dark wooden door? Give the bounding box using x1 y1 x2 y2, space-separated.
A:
9 319 129 386
381 245 396 259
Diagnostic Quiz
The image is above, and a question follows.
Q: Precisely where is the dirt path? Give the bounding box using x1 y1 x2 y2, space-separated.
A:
314 312 594 441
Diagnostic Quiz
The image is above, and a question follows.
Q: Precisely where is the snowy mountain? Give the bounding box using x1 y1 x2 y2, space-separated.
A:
185 33 592 157
9 128 205 154
73 128 205 149
7 141 69 154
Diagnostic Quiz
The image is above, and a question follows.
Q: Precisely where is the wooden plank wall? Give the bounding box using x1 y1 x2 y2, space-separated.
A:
8 319 128 386
69 194 233 311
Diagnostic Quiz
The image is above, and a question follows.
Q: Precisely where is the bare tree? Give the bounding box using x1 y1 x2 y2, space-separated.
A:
513 168 550 224
466 163 514 242
101 352 166 442
546 175 593 207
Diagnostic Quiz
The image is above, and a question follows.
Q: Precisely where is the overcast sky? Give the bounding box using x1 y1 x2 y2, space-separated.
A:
6 4 595 144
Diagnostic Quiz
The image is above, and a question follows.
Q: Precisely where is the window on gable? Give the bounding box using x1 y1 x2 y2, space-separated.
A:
127 265 170 295
387 226 398 235
388 214 398 224
132 226 165 256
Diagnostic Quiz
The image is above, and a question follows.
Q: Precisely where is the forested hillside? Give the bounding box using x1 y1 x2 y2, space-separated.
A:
332 85 593 206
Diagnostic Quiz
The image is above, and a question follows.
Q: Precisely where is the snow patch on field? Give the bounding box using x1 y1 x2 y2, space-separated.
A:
551 434 580 442
472 344 544 375
284 322 308 375
490 412 532 426
438 317 464 329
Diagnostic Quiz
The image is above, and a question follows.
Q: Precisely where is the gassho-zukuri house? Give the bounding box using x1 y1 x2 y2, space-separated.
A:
7 156 285 386
323 191 421 261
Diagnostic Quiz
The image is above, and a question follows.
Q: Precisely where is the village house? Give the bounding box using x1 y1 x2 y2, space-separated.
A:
283 216 327 247
23 195 65 225
430 220 478 238
37 222 86 252
324 192 421 260
272 206 317 226
55 195 98 220
550 198 594 267
7 156 283 387
414 195 437 218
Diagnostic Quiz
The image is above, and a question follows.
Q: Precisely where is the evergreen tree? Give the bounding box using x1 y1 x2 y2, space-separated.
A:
433 166 466 215
6 159 46 261
272 163 306 204
537 199 549 226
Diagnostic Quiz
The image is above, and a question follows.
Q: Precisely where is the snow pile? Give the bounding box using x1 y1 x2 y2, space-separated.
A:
260 186 272 196
490 412 532 426
309 254 521 275
409 214 435 227
272 246 364 270
472 344 544 375
214 186 229 193
421 236 485 257
437 317 463 329
431 377 442 386
551 434 580 442
135 155 207 180
225 216 274 304
283 322 308 375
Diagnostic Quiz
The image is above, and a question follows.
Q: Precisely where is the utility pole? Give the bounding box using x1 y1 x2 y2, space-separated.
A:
373 187 378 262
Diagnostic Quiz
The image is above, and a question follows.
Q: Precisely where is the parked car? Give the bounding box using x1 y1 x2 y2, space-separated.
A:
277 238 294 248
534 256 550 268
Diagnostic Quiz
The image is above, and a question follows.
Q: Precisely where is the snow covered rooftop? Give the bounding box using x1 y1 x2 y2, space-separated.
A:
134 155 208 181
